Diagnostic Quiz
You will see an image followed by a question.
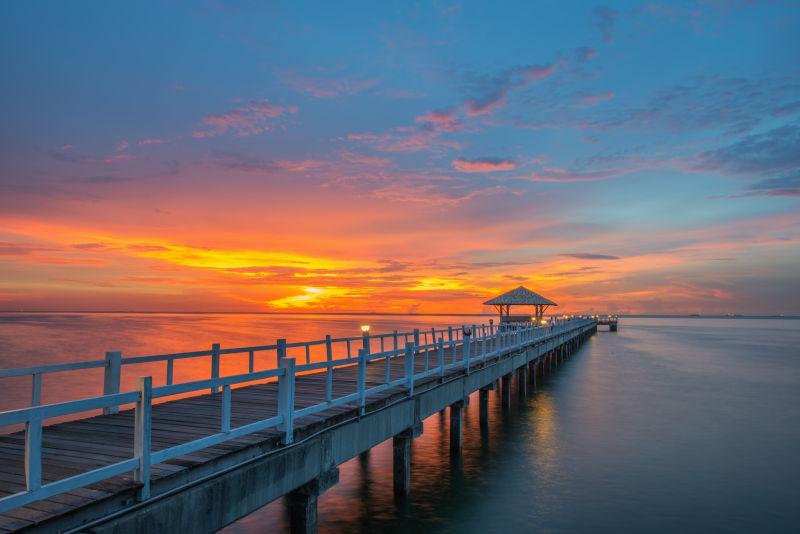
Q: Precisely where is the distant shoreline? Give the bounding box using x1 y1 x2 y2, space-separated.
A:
0 310 797 319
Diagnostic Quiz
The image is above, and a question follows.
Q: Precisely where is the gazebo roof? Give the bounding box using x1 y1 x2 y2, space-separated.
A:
483 286 558 307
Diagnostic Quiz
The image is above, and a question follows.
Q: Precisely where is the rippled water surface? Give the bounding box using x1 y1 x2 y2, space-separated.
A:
1 315 799 532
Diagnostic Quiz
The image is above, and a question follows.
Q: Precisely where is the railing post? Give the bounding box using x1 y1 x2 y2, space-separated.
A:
438 337 445 378
31 372 41 407
325 335 333 403
448 326 453 343
24 416 42 492
221 384 231 432
413 329 420 348
385 347 391 384
489 319 494 336
463 329 471 373
362 330 371 354
277 338 287 367
393 330 399 352
103 351 122 415
248 350 255 374
166 358 174 385
134 376 152 500
211 343 221 394
358 348 367 415
278 357 296 445
405 344 415 395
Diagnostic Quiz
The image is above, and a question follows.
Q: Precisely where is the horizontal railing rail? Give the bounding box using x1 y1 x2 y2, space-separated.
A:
0 318 596 514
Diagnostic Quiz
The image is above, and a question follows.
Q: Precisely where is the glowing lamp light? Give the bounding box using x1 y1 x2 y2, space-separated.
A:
540 319 548 325
360 325 370 333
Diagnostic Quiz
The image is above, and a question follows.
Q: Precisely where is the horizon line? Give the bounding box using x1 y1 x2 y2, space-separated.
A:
0 310 797 319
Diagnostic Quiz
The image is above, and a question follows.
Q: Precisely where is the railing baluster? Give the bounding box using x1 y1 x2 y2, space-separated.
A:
134 376 152 500
31 372 41 407
325 335 333 403
346 339 351 359
277 338 287 367
166 358 174 385
405 344 415 395
278 358 296 445
24 417 42 491
413 329 420 348
210 344 221 394
357 348 367 414
305 344 311 365
438 337 445 378
103 351 121 415
221 384 231 432
385 348 391 384
248 350 254 373
463 331 471 373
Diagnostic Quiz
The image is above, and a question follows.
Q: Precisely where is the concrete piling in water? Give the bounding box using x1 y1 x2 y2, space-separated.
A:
392 423 422 500
517 366 528 398
450 401 464 453
479 387 491 432
501 373 512 409
287 468 339 534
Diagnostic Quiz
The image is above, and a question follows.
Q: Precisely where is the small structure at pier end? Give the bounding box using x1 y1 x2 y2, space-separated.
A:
484 286 557 324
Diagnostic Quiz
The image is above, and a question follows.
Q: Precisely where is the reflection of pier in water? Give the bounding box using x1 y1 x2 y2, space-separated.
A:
0 292 596 533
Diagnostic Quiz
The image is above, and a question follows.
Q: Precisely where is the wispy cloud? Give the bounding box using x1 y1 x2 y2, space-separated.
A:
691 124 800 175
415 109 461 132
573 46 598 63
49 147 135 165
192 99 297 138
139 138 168 145
592 6 618 43
282 73 379 98
723 172 800 198
466 63 555 116
210 152 325 173
576 91 614 108
521 166 625 182
452 157 516 173
560 253 620 260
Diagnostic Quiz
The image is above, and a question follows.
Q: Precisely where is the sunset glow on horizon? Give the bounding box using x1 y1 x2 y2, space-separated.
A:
1 1 799 315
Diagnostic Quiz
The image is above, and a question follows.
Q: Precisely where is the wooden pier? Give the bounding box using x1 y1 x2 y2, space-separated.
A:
0 319 597 533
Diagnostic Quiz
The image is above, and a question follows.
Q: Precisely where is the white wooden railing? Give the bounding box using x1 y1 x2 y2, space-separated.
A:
0 318 595 513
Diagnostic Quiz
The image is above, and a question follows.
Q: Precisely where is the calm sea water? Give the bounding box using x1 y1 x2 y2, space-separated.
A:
1 314 799 532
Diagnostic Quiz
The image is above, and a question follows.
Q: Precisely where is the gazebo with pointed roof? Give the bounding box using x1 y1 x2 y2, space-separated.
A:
484 286 557 323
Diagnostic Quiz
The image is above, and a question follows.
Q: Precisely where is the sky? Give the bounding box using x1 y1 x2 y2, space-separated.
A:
1 0 799 315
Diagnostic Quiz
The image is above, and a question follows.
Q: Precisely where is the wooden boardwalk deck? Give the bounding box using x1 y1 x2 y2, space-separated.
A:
0 320 596 533
0 343 473 531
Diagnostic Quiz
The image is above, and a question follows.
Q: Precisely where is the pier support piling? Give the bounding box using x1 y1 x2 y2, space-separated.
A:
479 387 490 431
517 366 528 398
287 468 339 534
450 401 464 452
501 373 512 409
392 423 422 500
